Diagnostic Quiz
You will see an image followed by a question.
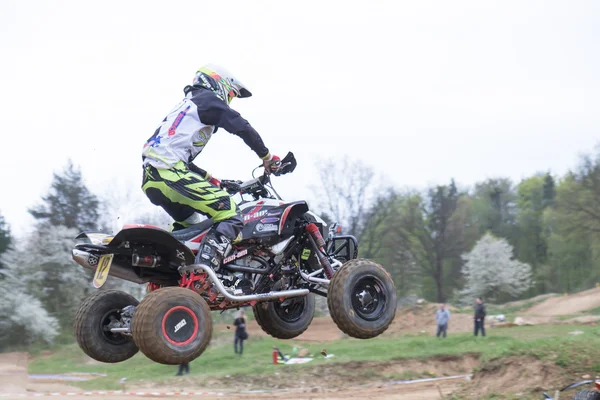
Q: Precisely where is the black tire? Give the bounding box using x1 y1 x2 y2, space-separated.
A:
131 287 212 365
253 293 315 339
574 390 600 400
73 290 139 363
327 259 396 339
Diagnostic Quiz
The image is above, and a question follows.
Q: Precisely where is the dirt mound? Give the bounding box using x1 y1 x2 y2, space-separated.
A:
493 294 558 311
524 287 600 316
0 352 28 394
461 356 563 397
130 354 479 393
386 304 474 335
379 354 480 378
0 352 82 396
214 317 347 343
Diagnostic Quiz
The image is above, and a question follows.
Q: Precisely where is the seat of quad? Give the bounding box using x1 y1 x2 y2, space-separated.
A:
169 219 214 241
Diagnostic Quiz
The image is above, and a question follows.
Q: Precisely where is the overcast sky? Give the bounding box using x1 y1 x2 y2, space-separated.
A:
1 0 599 238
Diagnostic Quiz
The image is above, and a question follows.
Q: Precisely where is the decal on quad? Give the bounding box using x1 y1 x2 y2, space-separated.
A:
244 210 267 222
255 223 278 233
223 249 248 264
92 254 114 289
260 217 280 224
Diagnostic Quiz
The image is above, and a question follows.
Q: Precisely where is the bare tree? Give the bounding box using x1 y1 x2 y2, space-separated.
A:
100 179 173 233
312 156 379 239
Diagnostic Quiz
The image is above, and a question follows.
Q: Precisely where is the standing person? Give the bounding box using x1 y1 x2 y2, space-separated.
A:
175 362 189 376
435 303 451 338
234 310 248 355
474 297 487 337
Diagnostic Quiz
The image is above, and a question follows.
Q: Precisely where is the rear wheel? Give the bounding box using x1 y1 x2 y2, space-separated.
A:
574 391 600 400
253 293 315 339
131 287 212 365
73 290 139 363
327 259 396 339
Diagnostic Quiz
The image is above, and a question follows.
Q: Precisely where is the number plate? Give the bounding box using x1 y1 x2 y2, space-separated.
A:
92 254 114 288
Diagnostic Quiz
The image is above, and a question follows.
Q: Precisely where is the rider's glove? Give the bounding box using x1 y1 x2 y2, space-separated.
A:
261 153 281 175
188 163 220 186
206 173 221 188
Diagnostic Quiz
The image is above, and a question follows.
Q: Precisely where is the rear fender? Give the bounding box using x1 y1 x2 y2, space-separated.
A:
109 227 195 267
75 232 114 246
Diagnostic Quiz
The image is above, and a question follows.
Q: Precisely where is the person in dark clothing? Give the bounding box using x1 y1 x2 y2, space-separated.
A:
175 362 189 376
234 310 248 355
474 297 487 337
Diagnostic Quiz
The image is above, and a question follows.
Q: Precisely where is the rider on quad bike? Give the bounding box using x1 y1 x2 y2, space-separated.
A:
141 63 281 273
71 64 397 367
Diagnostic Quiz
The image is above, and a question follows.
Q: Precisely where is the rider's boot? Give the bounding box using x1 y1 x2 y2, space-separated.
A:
195 229 232 272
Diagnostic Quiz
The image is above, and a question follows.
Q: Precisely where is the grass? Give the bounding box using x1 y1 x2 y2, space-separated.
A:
27 324 600 392
582 306 600 316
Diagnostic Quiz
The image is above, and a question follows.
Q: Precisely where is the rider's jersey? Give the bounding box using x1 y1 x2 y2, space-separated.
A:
142 86 270 170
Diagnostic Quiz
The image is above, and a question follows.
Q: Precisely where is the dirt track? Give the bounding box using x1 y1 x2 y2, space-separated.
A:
214 304 476 343
524 287 600 316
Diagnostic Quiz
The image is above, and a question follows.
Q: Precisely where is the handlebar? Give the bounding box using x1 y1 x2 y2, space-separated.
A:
220 152 297 200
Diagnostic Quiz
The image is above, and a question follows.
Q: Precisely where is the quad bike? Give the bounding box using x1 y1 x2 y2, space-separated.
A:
71 152 397 365
542 380 600 399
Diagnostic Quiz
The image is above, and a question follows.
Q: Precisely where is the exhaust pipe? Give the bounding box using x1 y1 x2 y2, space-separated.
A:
179 264 309 302
72 249 150 284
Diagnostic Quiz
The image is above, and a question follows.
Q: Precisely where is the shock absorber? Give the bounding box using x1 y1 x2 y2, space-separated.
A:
305 223 335 279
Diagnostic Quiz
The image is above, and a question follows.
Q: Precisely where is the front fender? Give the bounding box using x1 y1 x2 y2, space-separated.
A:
278 201 309 236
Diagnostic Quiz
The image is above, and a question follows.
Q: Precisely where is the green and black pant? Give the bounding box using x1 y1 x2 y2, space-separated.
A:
142 161 243 240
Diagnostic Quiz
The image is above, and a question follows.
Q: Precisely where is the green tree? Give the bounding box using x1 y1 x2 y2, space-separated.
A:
544 149 600 292
471 178 517 241
362 192 423 296
0 212 11 268
542 172 556 208
516 175 548 266
29 160 100 231
25 161 102 332
382 181 473 302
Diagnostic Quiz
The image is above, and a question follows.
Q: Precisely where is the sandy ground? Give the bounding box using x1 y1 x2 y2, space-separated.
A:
213 304 476 343
524 287 600 316
0 382 462 400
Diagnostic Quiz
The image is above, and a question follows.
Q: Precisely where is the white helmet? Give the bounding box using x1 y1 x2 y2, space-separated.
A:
193 63 252 104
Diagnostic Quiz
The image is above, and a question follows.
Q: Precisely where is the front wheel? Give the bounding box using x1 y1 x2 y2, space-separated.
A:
574 391 600 400
327 259 396 339
253 293 315 339
131 287 212 365
73 290 139 363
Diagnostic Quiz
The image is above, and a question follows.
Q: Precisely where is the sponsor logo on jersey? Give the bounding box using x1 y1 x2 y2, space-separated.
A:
168 105 191 136
145 135 162 148
260 217 280 224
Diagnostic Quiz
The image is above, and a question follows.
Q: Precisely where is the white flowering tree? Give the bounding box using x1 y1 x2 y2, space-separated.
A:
0 248 59 347
7 225 90 332
460 233 532 302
